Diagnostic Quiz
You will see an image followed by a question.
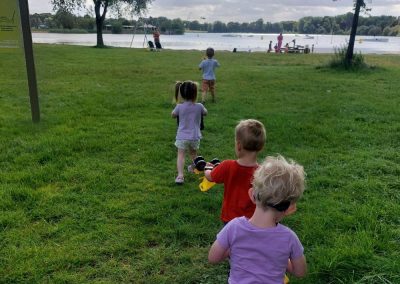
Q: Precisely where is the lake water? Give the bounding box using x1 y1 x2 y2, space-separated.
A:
32 32 400 54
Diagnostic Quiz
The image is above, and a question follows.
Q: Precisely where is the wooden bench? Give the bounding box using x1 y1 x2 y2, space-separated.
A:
283 46 310 54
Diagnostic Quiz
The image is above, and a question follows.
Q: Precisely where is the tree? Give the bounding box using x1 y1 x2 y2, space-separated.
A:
51 0 152 47
212 21 227 33
227 21 240 33
281 21 297 33
171 18 184 34
76 15 95 31
345 0 366 67
368 25 381 36
54 9 75 29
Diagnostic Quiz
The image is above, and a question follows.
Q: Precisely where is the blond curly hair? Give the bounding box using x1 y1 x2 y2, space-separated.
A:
252 155 305 211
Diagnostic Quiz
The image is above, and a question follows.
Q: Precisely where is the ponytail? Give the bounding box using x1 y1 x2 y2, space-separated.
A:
174 81 183 104
179 81 197 102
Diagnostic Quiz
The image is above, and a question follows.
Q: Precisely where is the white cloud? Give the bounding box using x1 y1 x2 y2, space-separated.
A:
28 0 53 14
28 0 400 22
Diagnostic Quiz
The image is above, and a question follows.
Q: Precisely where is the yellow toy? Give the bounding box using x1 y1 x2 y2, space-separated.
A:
190 156 220 192
199 176 216 192
284 274 290 283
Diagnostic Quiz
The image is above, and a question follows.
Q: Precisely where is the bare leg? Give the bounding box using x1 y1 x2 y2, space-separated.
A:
201 91 207 103
211 89 215 102
177 148 186 178
189 147 197 161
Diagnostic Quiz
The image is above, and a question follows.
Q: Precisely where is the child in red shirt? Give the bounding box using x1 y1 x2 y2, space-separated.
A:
205 119 266 223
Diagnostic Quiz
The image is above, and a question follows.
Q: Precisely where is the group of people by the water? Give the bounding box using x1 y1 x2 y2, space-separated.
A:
267 32 284 53
170 44 307 283
268 33 313 54
152 29 313 54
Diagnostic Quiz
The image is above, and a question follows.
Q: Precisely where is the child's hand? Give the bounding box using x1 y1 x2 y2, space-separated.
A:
204 162 214 171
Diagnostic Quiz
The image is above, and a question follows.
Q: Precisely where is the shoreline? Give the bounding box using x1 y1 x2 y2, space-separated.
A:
32 32 400 55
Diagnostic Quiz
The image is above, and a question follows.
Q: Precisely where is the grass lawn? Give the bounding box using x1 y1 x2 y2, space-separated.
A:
0 44 399 283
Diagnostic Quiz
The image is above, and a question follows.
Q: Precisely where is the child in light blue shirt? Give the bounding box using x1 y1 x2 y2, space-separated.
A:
199 47 220 103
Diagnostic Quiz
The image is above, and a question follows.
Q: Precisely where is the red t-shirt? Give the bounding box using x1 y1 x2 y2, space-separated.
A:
211 160 258 223
153 31 160 42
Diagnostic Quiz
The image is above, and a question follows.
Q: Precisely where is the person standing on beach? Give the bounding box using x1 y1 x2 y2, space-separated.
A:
153 27 162 49
277 33 283 53
268 41 273 52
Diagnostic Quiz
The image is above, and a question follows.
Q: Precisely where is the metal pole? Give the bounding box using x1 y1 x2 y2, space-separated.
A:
18 0 40 123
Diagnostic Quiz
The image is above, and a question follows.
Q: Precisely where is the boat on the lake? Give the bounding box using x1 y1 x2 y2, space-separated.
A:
361 37 389 42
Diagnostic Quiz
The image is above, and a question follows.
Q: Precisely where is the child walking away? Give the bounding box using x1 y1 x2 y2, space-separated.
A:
204 119 266 224
208 155 307 283
172 81 207 185
199 47 220 104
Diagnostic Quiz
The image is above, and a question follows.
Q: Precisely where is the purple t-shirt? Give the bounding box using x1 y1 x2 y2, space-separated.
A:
172 101 207 140
216 216 304 284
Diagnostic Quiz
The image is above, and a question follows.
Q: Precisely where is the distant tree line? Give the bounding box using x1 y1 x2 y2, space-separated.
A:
30 11 400 36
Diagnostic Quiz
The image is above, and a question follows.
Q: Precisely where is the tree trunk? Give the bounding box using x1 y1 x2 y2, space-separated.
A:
94 0 109 48
345 0 362 67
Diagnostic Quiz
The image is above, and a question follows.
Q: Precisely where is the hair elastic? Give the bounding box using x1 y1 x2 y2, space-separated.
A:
267 201 291 212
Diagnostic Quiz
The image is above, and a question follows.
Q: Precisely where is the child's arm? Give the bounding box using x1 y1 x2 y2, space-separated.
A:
287 256 307 278
172 105 179 118
204 169 213 181
205 159 225 182
208 240 229 264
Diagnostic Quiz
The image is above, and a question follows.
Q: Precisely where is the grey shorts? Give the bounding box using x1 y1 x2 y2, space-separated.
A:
175 140 200 150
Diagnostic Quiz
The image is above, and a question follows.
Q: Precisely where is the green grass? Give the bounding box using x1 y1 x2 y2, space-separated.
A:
1 45 399 283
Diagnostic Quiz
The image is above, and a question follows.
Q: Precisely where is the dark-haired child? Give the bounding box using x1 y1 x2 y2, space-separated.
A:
172 81 207 184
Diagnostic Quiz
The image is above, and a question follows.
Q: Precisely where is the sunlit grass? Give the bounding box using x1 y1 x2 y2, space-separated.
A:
0 45 399 283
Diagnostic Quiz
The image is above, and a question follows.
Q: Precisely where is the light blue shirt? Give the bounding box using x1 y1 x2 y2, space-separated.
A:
199 58 220 80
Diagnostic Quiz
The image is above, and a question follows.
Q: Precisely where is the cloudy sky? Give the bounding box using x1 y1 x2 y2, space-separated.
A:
29 0 400 22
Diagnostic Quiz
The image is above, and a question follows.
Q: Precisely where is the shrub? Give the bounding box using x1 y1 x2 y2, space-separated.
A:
111 23 122 34
327 46 368 70
48 28 88 34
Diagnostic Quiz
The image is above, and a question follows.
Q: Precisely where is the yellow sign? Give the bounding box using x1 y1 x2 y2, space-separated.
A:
0 0 21 48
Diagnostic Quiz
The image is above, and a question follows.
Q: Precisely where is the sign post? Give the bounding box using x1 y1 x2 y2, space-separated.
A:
0 0 40 123
0 1 20 48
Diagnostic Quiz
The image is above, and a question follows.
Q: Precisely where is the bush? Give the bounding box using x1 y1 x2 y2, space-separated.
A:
327 46 368 70
111 23 122 34
48 28 88 34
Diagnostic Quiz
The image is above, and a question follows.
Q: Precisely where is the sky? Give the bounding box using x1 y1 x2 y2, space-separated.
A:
29 0 400 23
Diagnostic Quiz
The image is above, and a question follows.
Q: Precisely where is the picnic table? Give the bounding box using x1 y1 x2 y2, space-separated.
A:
278 45 310 54
286 45 309 54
